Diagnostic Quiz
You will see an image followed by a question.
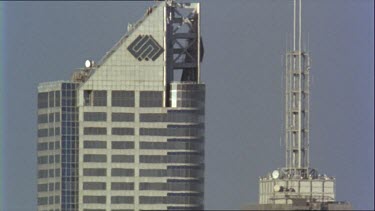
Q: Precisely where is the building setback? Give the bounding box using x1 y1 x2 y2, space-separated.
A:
37 1 205 211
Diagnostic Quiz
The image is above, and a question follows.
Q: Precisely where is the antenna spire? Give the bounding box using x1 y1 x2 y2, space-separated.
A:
284 0 311 178
293 0 302 52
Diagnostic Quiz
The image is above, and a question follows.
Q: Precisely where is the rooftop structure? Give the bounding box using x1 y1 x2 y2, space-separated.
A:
242 1 352 210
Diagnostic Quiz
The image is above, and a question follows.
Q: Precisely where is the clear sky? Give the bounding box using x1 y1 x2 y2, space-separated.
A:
2 0 374 210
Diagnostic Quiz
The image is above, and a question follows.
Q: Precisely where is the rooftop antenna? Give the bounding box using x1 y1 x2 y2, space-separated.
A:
255 1 350 206
284 0 311 178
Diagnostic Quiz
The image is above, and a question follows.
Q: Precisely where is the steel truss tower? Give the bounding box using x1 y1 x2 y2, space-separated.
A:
241 1 352 210
284 0 312 178
255 0 345 207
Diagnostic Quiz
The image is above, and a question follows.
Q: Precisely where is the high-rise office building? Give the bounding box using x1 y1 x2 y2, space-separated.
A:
37 1 204 211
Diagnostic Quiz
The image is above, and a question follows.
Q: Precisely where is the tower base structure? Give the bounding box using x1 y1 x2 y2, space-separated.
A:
242 201 352 210
241 168 352 211
259 169 335 204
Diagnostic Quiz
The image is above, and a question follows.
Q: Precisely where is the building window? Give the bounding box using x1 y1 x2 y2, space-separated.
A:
139 111 200 123
84 90 93 106
49 155 54 164
84 90 107 106
111 196 134 204
37 143 48 151
38 170 48 178
139 196 166 204
48 183 54 191
55 168 60 177
55 127 60 136
55 112 60 122
139 128 166 136
55 91 60 107
82 209 105 211
140 91 163 107
83 112 107 122
83 140 107 149
167 180 202 191
83 168 107 176
37 114 48 124
111 182 134 190
37 184 48 192
48 128 54 136
166 193 202 205
37 197 48 205
48 196 54 204
139 182 166 191
83 182 106 190
167 167 202 178
55 195 60 204
167 206 203 210
55 182 60 190
140 127 201 137
38 129 49 137
49 169 54 177
139 113 165 122
139 153 202 164
83 154 107 163
37 156 48 164
49 142 54 150
55 154 60 163
82 196 106 204
111 128 134 136
140 155 166 163
111 141 134 149
84 127 107 135
139 141 201 151
139 169 167 177
38 92 48 109
111 113 134 122
93 91 107 106
112 91 134 107
111 168 134 177
49 91 55 107
111 155 134 163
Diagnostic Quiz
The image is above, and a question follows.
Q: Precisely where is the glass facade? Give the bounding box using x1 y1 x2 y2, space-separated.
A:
61 83 79 211
37 82 79 211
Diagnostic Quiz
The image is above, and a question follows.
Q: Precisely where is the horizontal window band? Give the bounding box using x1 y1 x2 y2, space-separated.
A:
139 181 203 191
139 168 203 178
139 154 203 164
83 112 107 122
139 141 202 151
112 112 134 122
139 195 202 205
83 140 107 149
83 182 106 190
112 128 134 136
139 113 202 123
140 128 203 137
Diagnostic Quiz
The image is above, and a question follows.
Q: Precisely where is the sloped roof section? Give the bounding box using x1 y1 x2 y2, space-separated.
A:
72 2 164 85
96 3 162 67
74 1 167 91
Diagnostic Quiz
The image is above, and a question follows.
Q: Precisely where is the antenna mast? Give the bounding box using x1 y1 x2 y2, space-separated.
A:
284 0 311 178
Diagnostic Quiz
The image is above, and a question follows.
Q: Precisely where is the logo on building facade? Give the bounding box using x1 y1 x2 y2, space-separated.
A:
128 35 164 61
